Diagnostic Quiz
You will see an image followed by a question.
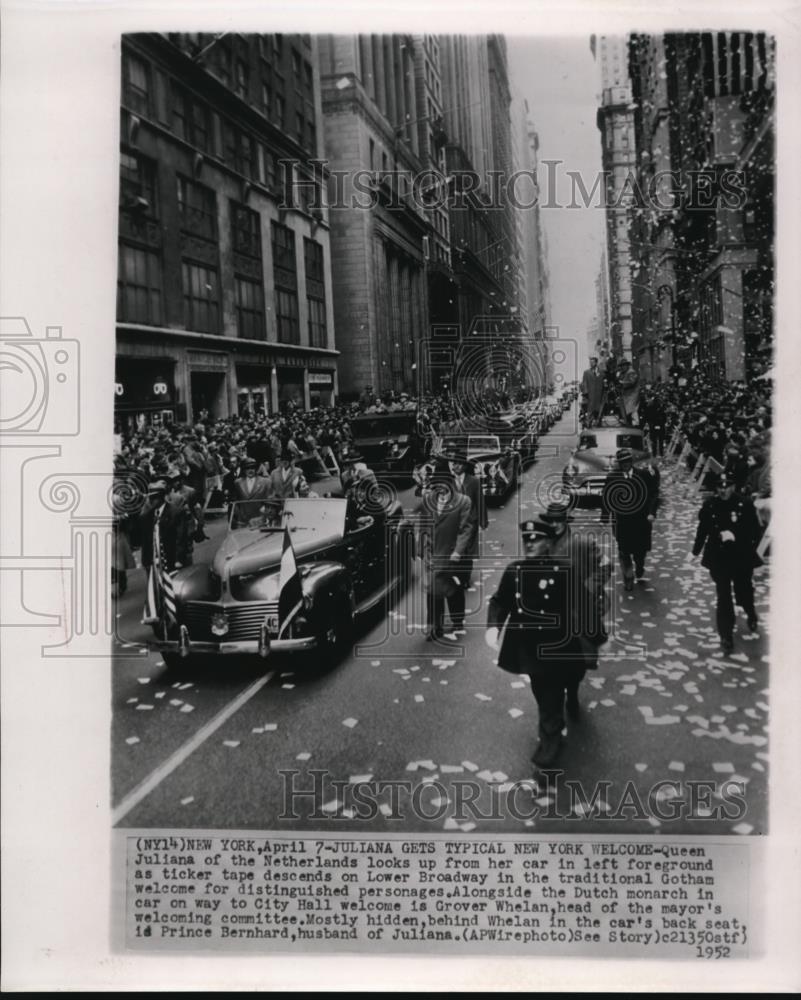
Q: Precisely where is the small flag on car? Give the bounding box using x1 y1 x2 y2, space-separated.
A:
278 524 303 638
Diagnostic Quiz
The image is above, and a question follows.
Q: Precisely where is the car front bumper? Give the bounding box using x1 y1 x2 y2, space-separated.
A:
155 624 318 659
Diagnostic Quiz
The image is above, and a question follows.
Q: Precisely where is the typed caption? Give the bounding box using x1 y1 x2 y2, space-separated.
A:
119 833 751 957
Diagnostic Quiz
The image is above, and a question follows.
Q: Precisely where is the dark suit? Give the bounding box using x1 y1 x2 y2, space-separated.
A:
601 466 660 585
419 492 476 636
488 532 606 743
692 491 761 643
231 474 273 525
450 471 487 612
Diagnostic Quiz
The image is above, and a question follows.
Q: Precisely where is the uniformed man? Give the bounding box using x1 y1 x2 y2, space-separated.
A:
486 502 608 768
691 469 762 655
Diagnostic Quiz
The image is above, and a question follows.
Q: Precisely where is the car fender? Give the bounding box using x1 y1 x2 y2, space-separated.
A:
172 563 218 602
303 561 352 612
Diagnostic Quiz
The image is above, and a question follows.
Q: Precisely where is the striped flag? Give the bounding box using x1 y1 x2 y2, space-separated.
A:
141 510 176 629
278 524 303 638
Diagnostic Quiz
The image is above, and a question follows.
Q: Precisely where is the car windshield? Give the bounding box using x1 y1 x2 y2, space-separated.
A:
351 414 416 438
228 497 347 536
578 431 644 451
467 435 501 455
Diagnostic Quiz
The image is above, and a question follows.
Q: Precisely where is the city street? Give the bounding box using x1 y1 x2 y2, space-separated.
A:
112 407 768 835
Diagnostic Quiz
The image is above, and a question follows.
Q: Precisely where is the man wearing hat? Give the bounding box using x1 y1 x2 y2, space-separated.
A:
486 501 608 768
139 479 192 625
691 469 761 655
232 456 274 525
419 469 477 642
601 447 660 591
267 449 308 500
443 446 487 628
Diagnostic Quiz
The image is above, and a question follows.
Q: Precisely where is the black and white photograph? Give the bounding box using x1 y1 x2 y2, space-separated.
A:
112 30 773 835
1 1 800 991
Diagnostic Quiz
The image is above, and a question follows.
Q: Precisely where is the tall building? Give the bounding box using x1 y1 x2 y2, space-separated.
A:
627 31 775 383
116 33 338 431
317 35 431 398
592 34 636 362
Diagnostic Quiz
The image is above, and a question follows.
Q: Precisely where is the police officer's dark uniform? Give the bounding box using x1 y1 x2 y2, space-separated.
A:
692 470 761 654
486 505 607 768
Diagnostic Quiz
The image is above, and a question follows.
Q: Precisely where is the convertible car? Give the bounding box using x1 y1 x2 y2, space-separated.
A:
562 420 653 506
153 497 414 667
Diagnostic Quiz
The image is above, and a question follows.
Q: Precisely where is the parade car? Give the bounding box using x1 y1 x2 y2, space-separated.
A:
348 411 423 482
437 433 521 505
562 419 652 506
495 411 538 465
153 497 414 667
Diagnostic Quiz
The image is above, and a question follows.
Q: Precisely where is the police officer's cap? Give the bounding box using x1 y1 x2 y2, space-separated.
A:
520 518 559 542
616 447 633 463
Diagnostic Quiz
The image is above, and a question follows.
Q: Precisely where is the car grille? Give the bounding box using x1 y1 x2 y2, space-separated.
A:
182 601 280 641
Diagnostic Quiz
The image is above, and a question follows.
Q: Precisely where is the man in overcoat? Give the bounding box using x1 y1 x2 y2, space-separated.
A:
419 471 477 642
580 356 605 427
601 447 660 591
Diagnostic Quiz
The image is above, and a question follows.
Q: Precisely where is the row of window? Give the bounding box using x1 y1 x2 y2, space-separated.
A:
118 222 327 347
123 48 318 165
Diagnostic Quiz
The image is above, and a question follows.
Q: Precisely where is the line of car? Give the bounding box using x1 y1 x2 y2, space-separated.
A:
145 385 590 669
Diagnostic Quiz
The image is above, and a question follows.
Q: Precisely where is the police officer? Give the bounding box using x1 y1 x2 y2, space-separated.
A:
691 469 762 655
486 503 608 768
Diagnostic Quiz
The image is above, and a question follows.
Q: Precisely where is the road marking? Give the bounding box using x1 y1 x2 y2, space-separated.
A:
112 670 276 825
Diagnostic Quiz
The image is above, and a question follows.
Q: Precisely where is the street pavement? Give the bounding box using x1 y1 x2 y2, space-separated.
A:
112 406 768 835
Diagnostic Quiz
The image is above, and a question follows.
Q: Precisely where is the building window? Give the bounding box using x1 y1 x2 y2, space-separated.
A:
304 237 327 347
295 111 304 142
117 244 163 324
122 53 150 116
172 86 210 152
275 289 299 345
261 80 272 117
264 150 278 191
272 221 299 344
235 58 249 99
235 276 265 340
119 151 157 214
303 60 313 93
212 37 232 87
181 261 220 333
275 94 285 129
291 48 302 86
224 124 254 176
273 34 283 56
177 176 217 242
231 202 262 258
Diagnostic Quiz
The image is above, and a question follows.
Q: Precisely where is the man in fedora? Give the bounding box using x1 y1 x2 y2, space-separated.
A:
601 447 660 591
486 501 608 768
441 445 487 629
419 468 477 643
268 449 308 500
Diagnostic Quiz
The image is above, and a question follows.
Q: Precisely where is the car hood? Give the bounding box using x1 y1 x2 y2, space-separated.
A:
213 526 342 578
